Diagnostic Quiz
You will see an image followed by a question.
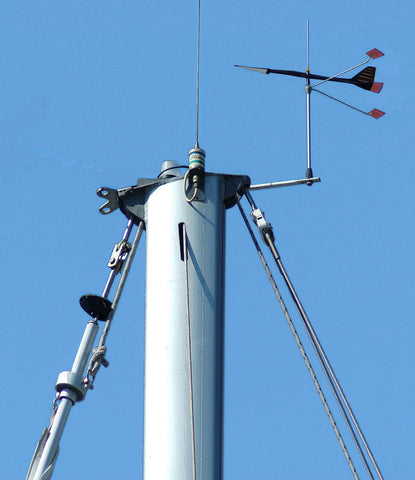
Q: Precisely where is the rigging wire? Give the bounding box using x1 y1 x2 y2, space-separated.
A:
29 219 145 480
84 220 145 389
260 222 381 479
236 199 360 480
101 218 135 299
242 191 385 480
259 220 376 480
99 220 145 347
182 223 198 480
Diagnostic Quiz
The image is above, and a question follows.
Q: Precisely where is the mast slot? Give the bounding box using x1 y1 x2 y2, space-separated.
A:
178 222 187 262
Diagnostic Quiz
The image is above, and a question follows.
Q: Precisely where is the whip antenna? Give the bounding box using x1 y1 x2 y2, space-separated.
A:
195 0 201 148
186 0 205 201
307 19 310 72
305 20 313 184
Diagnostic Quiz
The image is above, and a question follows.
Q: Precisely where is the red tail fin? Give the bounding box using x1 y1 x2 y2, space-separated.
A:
351 66 382 92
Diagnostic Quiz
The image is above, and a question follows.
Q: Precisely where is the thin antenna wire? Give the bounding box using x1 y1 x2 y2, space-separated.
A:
307 19 310 73
305 20 312 182
195 0 201 148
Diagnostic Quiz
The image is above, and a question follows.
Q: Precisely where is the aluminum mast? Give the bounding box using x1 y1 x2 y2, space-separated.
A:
144 157 225 479
116 154 249 480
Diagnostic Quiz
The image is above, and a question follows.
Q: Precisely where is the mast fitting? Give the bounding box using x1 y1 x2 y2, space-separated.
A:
185 147 206 202
251 208 274 244
55 371 86 402
188 146 206 172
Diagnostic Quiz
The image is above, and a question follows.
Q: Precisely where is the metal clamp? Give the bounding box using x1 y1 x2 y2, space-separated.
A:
55 371 86 402
97 187 119 215
108 239 131 273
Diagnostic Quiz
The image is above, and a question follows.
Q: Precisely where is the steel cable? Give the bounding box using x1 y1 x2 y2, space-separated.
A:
85 220 145 389
265 231 383 477
237 199 360 480
99 220 145 347
263 230 377 480
242 190 384 480
182 223 198 480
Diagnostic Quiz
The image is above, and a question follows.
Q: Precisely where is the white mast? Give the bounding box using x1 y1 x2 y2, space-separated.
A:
144 159 225 479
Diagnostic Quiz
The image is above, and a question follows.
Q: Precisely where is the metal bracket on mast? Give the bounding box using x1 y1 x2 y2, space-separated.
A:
97 171 251 225
249 176 321 191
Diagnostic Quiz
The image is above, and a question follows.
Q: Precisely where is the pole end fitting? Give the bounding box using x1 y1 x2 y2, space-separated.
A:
251 208 274 244
55 371 86 402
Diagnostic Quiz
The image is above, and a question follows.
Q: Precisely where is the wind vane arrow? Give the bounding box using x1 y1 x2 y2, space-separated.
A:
235 49 384 94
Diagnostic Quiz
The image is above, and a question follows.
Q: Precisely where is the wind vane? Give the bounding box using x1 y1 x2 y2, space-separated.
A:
235 22 385 185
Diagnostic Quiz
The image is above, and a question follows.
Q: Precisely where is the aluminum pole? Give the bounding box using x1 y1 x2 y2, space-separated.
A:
28 322 99 480
27 219 139 480
305 79 313 183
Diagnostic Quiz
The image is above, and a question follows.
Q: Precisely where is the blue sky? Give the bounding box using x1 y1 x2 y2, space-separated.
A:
1 1 414 479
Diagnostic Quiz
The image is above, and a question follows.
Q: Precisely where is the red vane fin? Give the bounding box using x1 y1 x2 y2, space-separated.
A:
368 109 385 119
370 82 383 93
366 48 384 59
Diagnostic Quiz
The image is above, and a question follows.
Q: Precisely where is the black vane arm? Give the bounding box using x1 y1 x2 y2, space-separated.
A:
235 49 384 93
